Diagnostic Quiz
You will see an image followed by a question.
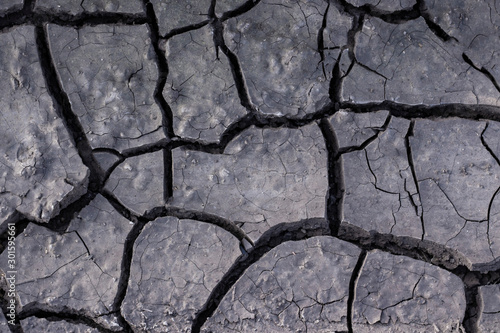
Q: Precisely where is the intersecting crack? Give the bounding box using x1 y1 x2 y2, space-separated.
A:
3 1 500 332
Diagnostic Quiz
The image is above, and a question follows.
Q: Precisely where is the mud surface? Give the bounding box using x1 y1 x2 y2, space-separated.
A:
1 0 500 332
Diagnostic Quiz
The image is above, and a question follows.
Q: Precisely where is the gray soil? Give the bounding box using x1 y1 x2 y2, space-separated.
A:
1 0 500 332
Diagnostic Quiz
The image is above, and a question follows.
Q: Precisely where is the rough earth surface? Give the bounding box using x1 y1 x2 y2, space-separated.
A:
1 0 500 332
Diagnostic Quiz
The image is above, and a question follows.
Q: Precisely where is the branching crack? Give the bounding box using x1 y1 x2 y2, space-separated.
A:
338 113 391 155
405 120 425 240
191 218 330 333
347 249 367 333
209 2 257 113
463 53 500 94
142 0 174 203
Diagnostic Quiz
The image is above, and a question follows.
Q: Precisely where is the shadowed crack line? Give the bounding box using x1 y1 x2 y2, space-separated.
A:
317 1 330 78
0 212 31 255
191 218 330 333
416 0 458 42
481 122 500 166
331 0 419 24
463 286 482 333
210 10 257 113
346 11 364 65
405 120 425 240
18 303 118 333
109 218 146 333
101 189 141 224
33 191 97 234
329 51 344 103
163 19 210 40
337 222 471 272
143 0 174 202
332 0 456 42
209 15 256 114
341 100 500 121
0 5 147 32
347 249 367 333
463 53 500 94
114 100 500 165
107 99 500 193
117 103 339 158
91 148 126 184
319 118 345 236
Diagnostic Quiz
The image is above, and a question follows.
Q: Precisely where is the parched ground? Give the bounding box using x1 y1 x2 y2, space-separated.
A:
1 0 500 332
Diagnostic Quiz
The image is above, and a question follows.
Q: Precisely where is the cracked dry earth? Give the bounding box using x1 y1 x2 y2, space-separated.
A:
4 1 500 333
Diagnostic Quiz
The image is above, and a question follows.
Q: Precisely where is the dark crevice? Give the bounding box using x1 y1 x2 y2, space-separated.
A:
37 191 97 234
329 51 344 103
142 0 174 138
109 217 148 332
317 2 330 78
0 212 31 255
346 12 364 64
191 218 330 333
341 100 500 121
121 138 171 158
416 0 458 42
404 120 425 240
318 118 345 236
100 189 141 224
163 19 210 40
120 100 500 163
480 122 500 260
332 0 455 42
91 148 126 184
347 249 367 333
18 303 118 333
0 7 147 31
462 286 482 333
73 230 91 257
142 1 175 203
486 186 500 259
481 122 500 166
463 53 500 94
338 222 472 272
113 99 500 176
331 0 419 25
218 44 256 111
163 148 173 202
